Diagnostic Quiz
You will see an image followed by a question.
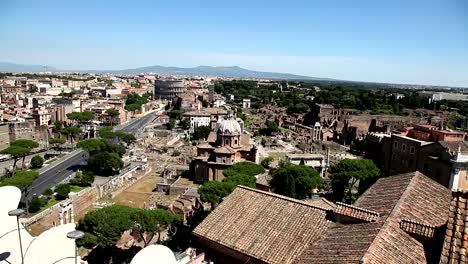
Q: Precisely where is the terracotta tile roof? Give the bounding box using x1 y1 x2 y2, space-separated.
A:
295 171 451 264
193 186 331 264
307 198 336 211
213 146 236 154
439 141 468 155
207 131 217 143
334 202 380 222
196 143 214 149
399 218 436 238
440 191 468 264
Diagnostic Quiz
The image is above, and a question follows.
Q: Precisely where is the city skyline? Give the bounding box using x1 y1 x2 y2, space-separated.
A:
1 0 467 86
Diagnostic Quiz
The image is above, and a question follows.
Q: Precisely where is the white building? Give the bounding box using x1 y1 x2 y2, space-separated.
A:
287 153 328 177
183 110 211 130
242 98 251 109
213 98 226 108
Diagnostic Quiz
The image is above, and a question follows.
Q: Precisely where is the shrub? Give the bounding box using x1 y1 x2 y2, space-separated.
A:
30 155 44 169
55 184 71 200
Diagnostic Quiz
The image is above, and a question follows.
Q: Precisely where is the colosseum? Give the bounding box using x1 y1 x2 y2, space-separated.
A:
154 80 186 100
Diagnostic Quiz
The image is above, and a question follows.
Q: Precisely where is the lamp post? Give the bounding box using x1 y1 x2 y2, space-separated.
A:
66 230 84 264
8 208 25 264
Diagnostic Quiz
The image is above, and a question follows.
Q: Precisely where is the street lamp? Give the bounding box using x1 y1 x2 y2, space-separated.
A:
8 208 25 264
66 230 84 264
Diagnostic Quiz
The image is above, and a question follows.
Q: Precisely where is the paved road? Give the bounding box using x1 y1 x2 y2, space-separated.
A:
25 112 157 201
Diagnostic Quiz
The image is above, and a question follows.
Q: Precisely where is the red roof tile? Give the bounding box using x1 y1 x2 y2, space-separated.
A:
193 186 331 264
295 172 451 264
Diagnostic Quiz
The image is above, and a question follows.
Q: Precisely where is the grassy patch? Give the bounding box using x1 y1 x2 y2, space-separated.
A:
44 158 58 164
268 152 287 160
35 197 59 214
70 185 86 193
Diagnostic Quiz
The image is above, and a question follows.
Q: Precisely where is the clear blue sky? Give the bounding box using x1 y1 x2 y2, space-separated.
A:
1 0 467 86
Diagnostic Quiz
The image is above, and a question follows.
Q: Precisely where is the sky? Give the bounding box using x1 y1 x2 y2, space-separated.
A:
0 0 467 87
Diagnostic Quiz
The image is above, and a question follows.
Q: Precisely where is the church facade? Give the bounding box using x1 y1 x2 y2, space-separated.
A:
192 114 257 182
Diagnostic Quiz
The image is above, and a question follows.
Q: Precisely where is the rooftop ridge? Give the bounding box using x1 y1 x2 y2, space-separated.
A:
360 172 420 263
399 218 437 229
399 218 437 238
237 185 332 212
335 202 380 217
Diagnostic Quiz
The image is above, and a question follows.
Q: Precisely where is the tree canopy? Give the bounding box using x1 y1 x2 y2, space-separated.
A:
1 139 39 172
0 170 39 198
67 111 95 122
88 152 124 176
125 93 150 112
191 126 211 140
55 183 71 200
329 159 380 203
223 162 265 178
179 118 190 130
77 204 180 249
49 137 66 148
269 163 322 199
198 162 264 205
30 155 44 169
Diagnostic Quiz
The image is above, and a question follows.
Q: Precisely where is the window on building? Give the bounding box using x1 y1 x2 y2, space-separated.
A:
222 158 226 163
234 139 238 145
402 144 406 151
392 153 396 160
394 142 398 149
410 146 415 154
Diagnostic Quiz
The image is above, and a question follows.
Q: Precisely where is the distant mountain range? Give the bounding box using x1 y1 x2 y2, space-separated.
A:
0 62 59 72
0 62 331 80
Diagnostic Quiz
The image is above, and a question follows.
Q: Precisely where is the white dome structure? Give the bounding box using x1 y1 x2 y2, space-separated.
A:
218 118 242 134
130 245 177 264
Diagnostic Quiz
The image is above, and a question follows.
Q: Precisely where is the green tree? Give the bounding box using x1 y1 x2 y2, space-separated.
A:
223 174 256 188
329 159 380 203
77 138 108 153
55 183 71 200
49 138 66 149
1 139 39 172
259 120 279 136
125 103 140 112
53 121 64 133
105 108 120 126
70 171 95 187
168 110 183 120
124 93 150 112
29 196 47 213
77 204 180 249
167 118 176 130
223 162 265 178
261 156 273 169
202 100 209 108
0 170 39 206
30 155 44 169
191 126 211 140
28 84 39 93
42 188 54 196
270 163 322 199
179 118 190 130
0 146 31 173
88 152 124 176
198 181 235 206
67 111 95 123
60 126 82 144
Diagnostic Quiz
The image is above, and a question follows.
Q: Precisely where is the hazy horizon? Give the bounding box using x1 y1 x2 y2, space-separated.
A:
1 0 467 87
